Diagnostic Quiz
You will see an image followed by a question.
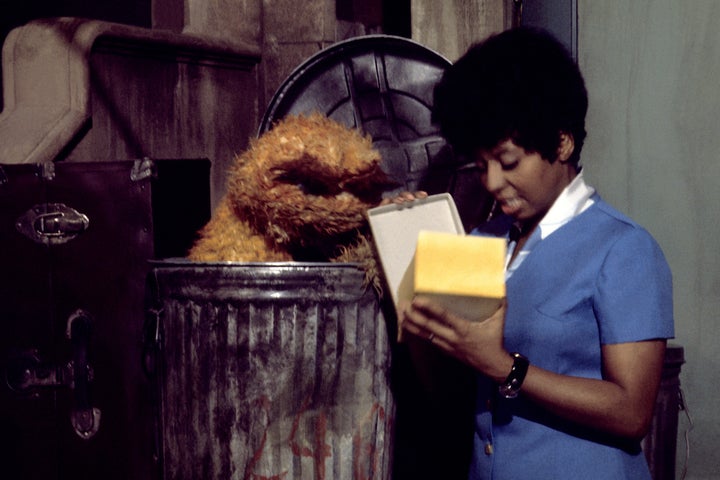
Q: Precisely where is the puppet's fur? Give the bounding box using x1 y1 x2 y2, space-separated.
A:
188 114 390 290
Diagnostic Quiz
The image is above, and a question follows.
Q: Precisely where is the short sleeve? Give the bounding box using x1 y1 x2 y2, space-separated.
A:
594 226 674 344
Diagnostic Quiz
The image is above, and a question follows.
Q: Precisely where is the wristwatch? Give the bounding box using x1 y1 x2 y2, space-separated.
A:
498 352 529 399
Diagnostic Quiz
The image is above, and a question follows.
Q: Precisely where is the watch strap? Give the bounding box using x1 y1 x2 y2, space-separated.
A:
498 352 529 399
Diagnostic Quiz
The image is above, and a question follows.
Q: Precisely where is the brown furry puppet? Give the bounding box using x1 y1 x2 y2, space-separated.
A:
187 113 391 290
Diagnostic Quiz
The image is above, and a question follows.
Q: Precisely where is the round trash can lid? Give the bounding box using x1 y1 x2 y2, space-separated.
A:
259 35 454 195
259 35 496 230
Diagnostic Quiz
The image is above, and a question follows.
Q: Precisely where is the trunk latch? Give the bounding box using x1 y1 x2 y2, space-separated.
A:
5 310 101 440
16 203 90 245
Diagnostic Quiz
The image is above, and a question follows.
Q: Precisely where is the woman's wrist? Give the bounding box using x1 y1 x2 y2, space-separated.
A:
498 352 530 398
490 351 516 383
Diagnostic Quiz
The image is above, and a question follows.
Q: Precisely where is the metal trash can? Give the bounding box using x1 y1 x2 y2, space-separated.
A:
146 261 395 480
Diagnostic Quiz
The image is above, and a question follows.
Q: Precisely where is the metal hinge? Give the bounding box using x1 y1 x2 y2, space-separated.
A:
131 157 157 182
39 162 56 181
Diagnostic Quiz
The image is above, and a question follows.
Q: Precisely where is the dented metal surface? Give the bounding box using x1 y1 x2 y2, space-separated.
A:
148 261 395 479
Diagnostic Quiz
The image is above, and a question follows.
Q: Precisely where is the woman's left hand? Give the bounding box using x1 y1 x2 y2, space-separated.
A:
403 296 666 440
379 190 428 206
401 296 513 382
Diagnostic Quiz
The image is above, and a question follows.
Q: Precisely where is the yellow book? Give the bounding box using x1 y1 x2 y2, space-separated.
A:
412 230 506 322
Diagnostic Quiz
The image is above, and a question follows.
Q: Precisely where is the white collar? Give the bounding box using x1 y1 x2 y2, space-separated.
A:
537 169 595 240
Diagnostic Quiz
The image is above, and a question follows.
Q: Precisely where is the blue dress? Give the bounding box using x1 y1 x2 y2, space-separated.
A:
468 196 674 480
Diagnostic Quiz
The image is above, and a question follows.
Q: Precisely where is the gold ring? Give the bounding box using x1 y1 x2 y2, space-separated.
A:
427 333 435 342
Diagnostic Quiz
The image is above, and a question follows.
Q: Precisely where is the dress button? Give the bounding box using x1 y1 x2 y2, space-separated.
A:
484 443 494 455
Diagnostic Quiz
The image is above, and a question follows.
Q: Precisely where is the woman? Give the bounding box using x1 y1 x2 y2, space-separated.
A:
398 27 674 479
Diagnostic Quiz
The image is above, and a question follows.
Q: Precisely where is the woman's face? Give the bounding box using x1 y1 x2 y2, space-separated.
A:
474 138 576 227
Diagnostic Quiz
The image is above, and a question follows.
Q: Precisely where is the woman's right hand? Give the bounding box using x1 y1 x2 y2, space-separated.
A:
402 296 512 382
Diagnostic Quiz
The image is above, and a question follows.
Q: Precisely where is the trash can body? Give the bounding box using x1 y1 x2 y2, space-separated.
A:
148 262 395 480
